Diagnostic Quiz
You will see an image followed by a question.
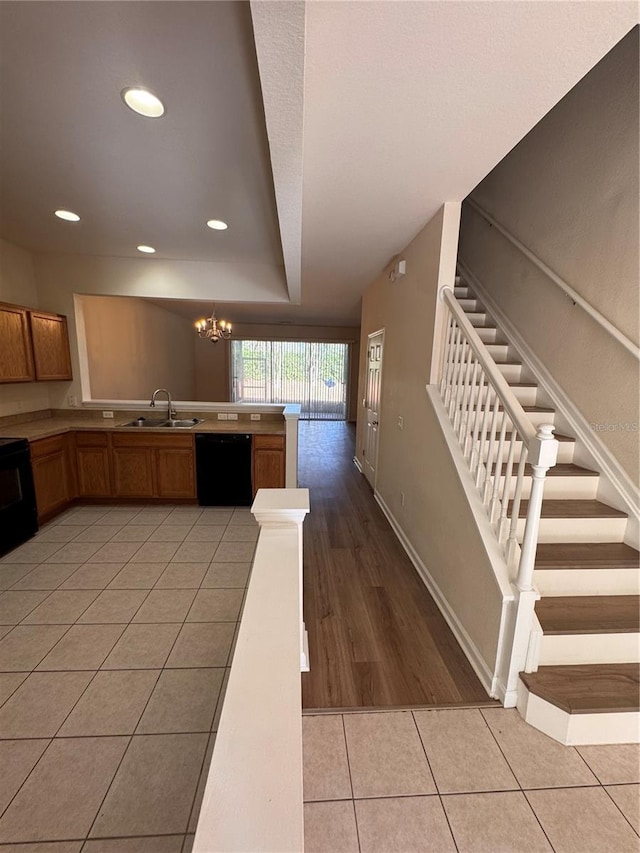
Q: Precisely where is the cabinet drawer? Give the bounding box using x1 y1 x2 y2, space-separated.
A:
254 434 285 451
112 432 193 450
30 434 67 459
75 431 109 447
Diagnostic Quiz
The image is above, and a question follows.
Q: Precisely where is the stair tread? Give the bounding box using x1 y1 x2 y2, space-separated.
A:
496 405 555 413
535 542 640 570
536 595 640 634
500 463 597 477
520 664 640 714
512 499 627 518
495 432 574 443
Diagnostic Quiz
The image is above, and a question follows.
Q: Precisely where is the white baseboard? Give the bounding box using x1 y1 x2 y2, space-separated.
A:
352 455 363 474
457 259 640 547
374 490 496 699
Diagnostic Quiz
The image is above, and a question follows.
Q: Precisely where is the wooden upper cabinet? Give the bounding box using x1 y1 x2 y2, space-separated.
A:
0 302 35 382
29 310 73 381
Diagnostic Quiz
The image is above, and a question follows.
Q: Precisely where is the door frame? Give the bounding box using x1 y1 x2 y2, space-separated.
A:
362 327 385 490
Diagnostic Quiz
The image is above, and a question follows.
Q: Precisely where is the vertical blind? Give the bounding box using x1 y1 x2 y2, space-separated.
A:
230 340 349 420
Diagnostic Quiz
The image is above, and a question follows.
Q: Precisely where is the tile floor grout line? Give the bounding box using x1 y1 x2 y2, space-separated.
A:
601 784 640 839
339 715 362 853
437 792 461 853
521 788 561 853
410 709 441 795
183 730 216 836
477 706 523 791
572 745 605 785
302 783 621 803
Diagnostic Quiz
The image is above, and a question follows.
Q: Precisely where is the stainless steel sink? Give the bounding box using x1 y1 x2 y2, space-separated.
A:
119 418 204 429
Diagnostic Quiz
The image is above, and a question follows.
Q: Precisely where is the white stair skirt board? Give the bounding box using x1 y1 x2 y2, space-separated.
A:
353 455 363 474
538 632 640 666
515 516 627 544
535 568 640 597
516 681 640 745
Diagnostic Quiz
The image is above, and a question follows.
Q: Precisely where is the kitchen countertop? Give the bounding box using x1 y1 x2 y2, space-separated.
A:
0 415 286 442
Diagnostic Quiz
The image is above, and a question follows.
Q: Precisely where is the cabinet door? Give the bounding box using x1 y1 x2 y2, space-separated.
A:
113 448 155 497
156 448 195 498
29 310 73 381
31 436 72 520
75 433 112 497
253 435 285 494
0 303 35 382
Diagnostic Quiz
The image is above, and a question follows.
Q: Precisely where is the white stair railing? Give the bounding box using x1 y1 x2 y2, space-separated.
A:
439 286 558 696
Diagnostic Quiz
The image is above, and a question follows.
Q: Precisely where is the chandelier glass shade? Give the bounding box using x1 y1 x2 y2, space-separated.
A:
195 308 232 343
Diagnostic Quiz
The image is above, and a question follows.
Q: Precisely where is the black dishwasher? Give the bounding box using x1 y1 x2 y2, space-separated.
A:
195 433 253 506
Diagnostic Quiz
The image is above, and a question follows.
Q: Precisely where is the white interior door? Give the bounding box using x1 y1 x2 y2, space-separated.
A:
363 331 383 489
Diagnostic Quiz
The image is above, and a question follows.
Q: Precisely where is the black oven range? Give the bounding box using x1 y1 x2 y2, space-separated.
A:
0 437 38 558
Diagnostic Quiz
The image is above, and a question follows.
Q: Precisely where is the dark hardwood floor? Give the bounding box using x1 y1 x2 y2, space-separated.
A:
299 420 495 711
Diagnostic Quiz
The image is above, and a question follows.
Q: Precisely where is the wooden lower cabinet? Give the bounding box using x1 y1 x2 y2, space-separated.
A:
75 432 112 497
29 427 284 520
31 434 74 521
111 433 195 499
253 434 285 494
156 448 195 498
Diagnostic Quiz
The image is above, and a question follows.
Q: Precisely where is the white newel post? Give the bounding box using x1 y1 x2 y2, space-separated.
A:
505 425 558 699
283 405 301 488
252 488 311 672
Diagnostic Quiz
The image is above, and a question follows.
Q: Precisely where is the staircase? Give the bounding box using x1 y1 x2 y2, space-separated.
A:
453 276 640 745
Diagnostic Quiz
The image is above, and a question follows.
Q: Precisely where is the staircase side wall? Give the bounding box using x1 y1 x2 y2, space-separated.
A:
459 27 640 487
356 203 505 687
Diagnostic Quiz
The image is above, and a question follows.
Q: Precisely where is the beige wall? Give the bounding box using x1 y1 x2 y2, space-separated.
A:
0 238 52 416
459 27 640 484
356 203 505 678
80 295 196 401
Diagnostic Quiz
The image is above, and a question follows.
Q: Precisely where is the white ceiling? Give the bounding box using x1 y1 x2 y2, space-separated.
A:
0 1 637 327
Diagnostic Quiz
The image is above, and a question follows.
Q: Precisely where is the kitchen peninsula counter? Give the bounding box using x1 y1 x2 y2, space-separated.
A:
0 412 286 442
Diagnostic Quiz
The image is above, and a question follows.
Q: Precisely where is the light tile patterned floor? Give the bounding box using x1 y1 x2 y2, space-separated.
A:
0 503 256 851
303 709 640 853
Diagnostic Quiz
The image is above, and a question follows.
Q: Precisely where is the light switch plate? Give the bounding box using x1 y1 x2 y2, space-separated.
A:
102 411 114 419
227 413 238 420
250 413 261 421
217 413 228 420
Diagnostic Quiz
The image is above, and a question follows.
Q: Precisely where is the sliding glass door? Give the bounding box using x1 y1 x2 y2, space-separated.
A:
230 340 349 420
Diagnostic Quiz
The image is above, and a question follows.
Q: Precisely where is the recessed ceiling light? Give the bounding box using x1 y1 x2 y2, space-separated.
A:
206 219 228 231
137 245 156 254
54 209 80 222
121 87 165 118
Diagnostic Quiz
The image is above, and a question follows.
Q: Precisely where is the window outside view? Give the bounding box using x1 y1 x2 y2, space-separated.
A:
231 340 349 420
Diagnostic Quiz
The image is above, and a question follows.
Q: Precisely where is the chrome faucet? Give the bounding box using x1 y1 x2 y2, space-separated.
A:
150 388 176 421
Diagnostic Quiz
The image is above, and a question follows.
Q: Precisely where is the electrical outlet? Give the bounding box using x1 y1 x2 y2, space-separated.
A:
102 410 114 419
397 415 404 429
250 413 261 421
400 492 405 507
227 413 238 420
67 395 78 407
217 413 228 420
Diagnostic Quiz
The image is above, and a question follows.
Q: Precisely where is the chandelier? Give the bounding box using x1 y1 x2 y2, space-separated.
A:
195 307 232 343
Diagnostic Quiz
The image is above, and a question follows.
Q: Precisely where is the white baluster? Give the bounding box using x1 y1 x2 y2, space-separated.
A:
506 445 527 569
462 359 480 457
475 384 496 489
497 432 517 543
489 416 508 523
469 370 487 474
482 393 501 505
446 326 463 413
454 343 474 435
515 425 559 591
439 314 455 398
